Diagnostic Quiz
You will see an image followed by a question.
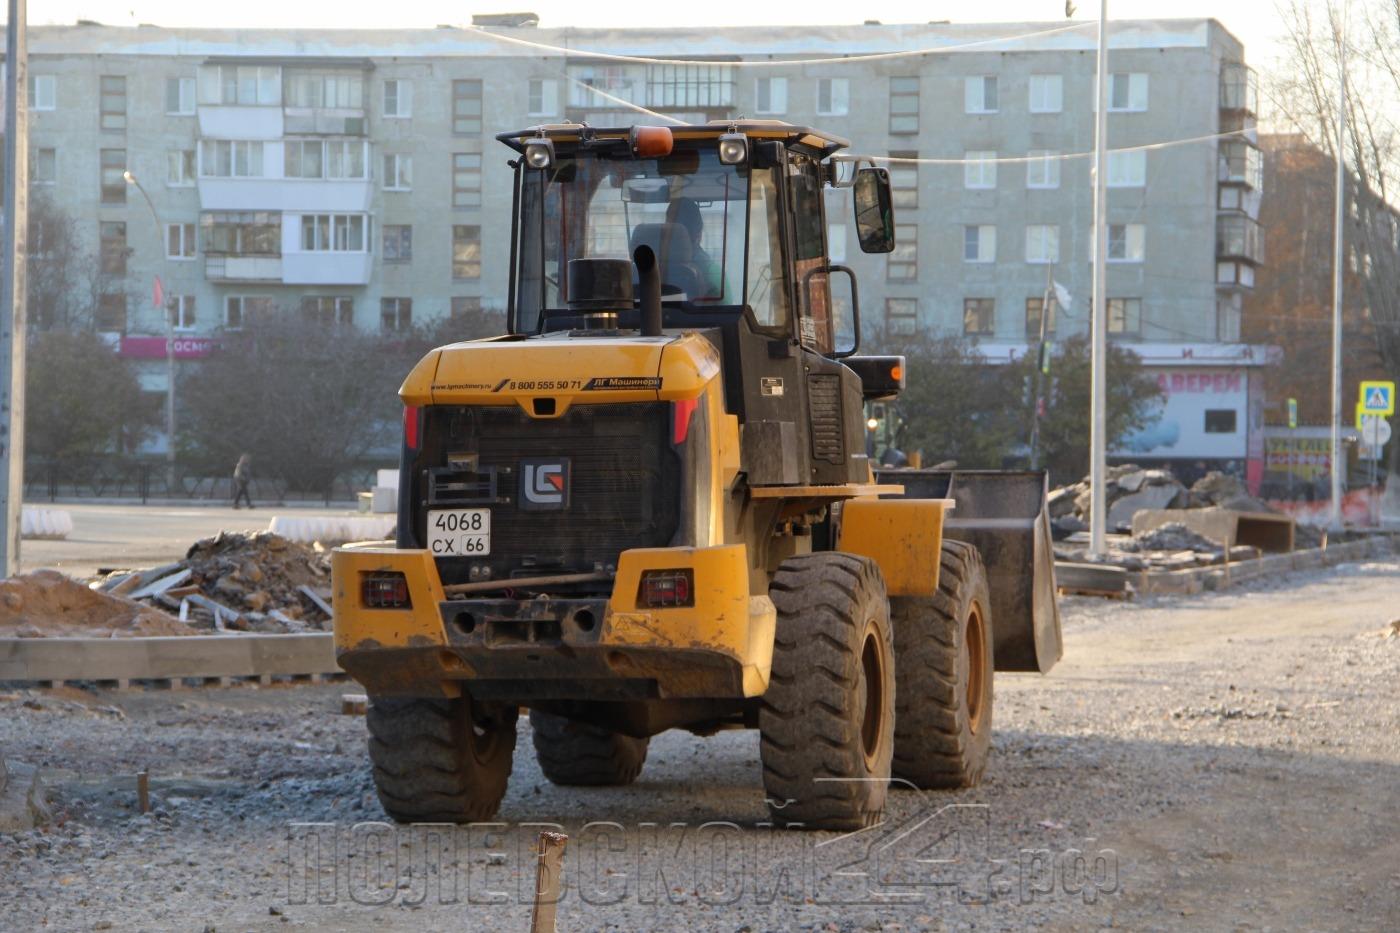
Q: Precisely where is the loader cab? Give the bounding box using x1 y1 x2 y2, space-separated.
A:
499 121 901 485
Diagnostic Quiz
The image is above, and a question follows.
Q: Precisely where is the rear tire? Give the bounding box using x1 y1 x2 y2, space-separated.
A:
367 695 517 823
760 552 894 830
891 539 994 789
530 711 649 786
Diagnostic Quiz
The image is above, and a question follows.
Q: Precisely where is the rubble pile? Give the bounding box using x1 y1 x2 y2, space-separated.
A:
1048 464 1190 536
92 532 333 634
1121 522 1223 554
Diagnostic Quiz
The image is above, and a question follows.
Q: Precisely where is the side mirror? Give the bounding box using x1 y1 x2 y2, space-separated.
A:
853 167 896 254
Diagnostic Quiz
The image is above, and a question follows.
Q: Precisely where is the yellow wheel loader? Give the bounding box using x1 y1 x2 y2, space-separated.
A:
332 121 1062 830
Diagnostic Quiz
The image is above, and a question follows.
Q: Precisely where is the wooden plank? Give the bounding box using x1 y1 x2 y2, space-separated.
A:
297 585 334 617
130 568 193 600
0 634 339 682
748 483 907 499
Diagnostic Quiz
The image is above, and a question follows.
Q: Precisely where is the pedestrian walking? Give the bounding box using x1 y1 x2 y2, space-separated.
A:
232 453 254 509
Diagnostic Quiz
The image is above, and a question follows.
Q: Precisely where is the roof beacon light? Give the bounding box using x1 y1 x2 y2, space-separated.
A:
523 136 555 170
717 131 748 165
630 125 674 159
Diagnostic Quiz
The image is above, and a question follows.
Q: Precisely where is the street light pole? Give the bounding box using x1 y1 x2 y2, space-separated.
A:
1088 0 1110 556
0 0 29 576
123 170 176 492
1328 1 1349 531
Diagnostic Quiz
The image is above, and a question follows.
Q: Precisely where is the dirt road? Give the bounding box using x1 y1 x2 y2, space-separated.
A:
3 558 1398 931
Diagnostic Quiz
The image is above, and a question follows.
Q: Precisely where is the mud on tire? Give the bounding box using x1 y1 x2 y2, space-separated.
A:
530 711 649 786
367 695 517 823
890 539 994 789
760 552 895 830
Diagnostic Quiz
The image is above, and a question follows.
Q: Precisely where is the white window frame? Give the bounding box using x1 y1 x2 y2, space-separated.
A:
383 78 412 118
1108 73 1149 112
166 76 196 115
1026 150 1060 189
298 214 369 253
1025 224 1060 264
199 139 264 178
963 225 996 263
1107 149 1147 187
168 295 197 332
1108 223 1146 262
167 149 196 187
382 153 412 191
816 78 849 116
29 74 56 111
755 76 787 115
1028 74 1062 114
527 78 558 117
165 222 196 260
964 151 997 189
198 64 281 106
964 75 998 114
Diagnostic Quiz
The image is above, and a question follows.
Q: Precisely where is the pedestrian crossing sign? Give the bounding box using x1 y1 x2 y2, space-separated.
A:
1359 380 1395 415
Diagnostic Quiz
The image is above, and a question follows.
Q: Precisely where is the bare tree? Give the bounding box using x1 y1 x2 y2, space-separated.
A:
27 190 94 331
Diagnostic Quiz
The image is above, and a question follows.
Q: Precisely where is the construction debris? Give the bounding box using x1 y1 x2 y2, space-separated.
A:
0 571 197 638
90 531 334 635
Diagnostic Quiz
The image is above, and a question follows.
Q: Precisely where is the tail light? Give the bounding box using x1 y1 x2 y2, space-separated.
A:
362 572 412 609
672 398 698 445
638 569 694 608
403 405 421 451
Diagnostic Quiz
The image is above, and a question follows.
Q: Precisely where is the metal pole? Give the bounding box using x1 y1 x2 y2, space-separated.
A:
1328 1 1348 531
1029 263 1053 470
1089 0 1110 556
124 171 176 492
0 0 30 577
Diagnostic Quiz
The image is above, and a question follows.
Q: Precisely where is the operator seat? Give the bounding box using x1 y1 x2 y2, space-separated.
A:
630 223 702 299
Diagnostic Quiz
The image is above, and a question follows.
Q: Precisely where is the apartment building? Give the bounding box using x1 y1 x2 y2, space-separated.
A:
14 18 1270 470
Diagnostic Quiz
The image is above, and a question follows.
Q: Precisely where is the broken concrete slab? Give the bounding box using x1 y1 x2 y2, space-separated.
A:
1107 483 1184 532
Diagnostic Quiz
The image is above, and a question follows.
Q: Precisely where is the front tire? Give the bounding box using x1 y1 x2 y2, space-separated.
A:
760 552 895 830
530 711 649 786
891 539 994 789
367 695 517 823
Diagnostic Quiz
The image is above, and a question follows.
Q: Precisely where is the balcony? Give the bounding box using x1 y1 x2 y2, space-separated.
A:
1220 63 1258 115
205 255 282 282
283 109 366 136
1217 214 1264 264
282 251 371 286
1218 139 1262 189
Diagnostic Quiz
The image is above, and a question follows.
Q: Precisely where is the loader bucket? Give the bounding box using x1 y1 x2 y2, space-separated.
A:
874 469 1063 673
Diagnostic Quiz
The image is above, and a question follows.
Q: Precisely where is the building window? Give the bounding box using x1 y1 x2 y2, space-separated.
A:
96 293 127 332
527 78 558 117
1025 296 1058 337
32 148 56 185
202 212 281 256
755 76 787 115
817 78 849 116
889 77 920 134
1108 73 1149 112
1216 296 1241 342
224 296 273 330
887 224 917 282
302 296 355 328
198 64 280 106
964 75 998 114
383 224 412 263
29 74 56 111
383 78 412 118
1107 150 1146 187
889 153 918 209
645 64 736 108
167 295 196 331
167 149 195 186
567 65 638 108
100 75 126 132
1028 74 1062 113
1108 223 1145 262
963 225 995 263
1026 150 1060 189
100 148 126 204
287 72 363 109
885 297 917 336
963 298 995 336
451 296 483 320
453 225 482 279
383 153 413 191
1025 225 1060 263
284 139 366 179
166 223 196 260
964 151 996 189
100 222 127 276
200 139 264 178
453 79 483 135
1107 297 1142 335
1204 409 1237 434
299 214 367 252
380 298 412 332
165 76 195 114
452 153 482 208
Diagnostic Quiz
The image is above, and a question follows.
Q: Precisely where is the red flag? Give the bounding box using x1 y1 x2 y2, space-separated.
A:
152 275 165 310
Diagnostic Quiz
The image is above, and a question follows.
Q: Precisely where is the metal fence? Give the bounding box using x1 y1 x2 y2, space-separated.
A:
24 457 390 505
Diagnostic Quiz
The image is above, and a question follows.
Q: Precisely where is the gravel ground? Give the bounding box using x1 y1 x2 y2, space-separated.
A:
3 558 1399 931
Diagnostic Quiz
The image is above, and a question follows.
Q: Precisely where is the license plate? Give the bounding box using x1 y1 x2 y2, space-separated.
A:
427 509 490 557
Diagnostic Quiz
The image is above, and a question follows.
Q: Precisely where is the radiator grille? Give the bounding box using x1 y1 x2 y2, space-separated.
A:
808 374 844 465
419 403 679 584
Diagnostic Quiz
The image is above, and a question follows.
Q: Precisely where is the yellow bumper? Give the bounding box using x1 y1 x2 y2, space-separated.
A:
331 543 774 700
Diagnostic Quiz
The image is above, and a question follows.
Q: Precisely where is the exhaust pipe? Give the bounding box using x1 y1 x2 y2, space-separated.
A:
633 245 663 337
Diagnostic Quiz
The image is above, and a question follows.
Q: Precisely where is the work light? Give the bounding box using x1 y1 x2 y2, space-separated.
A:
524 137 555 170
717 132 748 165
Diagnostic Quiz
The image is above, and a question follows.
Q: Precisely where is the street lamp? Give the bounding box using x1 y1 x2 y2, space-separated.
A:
123 169 177 492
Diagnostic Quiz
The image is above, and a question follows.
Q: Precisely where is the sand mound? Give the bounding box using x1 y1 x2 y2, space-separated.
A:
0 571 195 638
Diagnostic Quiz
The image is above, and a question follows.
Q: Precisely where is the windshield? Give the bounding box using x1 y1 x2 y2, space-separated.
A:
514 147 751 331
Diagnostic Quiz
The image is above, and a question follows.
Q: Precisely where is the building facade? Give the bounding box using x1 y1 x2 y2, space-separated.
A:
16 18 1268 467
